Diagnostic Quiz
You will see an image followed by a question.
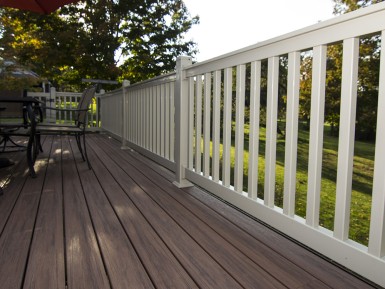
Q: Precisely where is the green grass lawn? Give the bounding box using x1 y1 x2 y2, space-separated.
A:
202 123 374 246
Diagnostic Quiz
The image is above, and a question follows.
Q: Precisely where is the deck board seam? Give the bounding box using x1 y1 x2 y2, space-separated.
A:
94 134 377 289
87 136 242 289
87 137 201 289
76 139 159 289
90 136 287 289
68 136 115 289
21 135 53 288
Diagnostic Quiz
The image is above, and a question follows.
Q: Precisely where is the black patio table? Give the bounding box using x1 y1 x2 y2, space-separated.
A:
0 107 14 171
0 96 41 184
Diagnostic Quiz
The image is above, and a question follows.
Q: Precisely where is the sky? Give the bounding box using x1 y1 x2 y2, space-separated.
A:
183 0 336 62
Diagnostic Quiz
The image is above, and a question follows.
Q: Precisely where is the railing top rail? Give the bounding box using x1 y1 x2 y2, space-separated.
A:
127 72 176 90
55 91 83 97
99 89 122 98
28 91 50 97
184 1 385 76
100 72 176 98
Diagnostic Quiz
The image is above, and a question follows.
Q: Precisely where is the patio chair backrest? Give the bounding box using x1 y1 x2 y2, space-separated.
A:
76 85 97 127
73 86 90 123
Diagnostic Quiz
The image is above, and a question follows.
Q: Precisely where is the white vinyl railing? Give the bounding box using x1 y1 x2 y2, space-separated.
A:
28 88 100 127
101 74 177 171
99 88 123 138
100 3 385 287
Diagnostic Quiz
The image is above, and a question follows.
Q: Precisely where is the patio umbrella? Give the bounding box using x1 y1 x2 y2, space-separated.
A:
0 0 80 14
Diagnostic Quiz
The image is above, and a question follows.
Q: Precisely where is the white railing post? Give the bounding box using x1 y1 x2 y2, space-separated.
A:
173 56 193 188
306 45 327 227
121 80 130 149
368 29 385 258
334 37 359 241
48 87 56 123
264 56 280 207
97 89 105 129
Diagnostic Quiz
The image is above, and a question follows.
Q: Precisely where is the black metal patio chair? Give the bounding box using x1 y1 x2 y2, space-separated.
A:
36 85 97 169
0 90 30 152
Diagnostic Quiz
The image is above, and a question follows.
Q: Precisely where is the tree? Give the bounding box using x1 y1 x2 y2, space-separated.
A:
331 0 383 140
298 51 313 130
333 0 384 14
325 43 343 136
117 0 199 83
0 0 199 89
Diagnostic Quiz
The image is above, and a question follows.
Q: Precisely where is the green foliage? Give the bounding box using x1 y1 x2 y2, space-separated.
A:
333 0 384 14
325 43 343 136
119 0 199 83
0 0 199 89
295 0 383 141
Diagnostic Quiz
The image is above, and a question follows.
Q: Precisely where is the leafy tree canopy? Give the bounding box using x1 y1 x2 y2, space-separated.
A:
327 0 384 140
295 0 383 140
0 0 199 90
333 0 384 14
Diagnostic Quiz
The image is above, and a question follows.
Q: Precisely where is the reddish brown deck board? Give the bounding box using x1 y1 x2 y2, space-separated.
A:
88 137 245 289
0 134 381 289
0 137 50 289
85 141 199 289
73 143 156 289
23 136 65 289
61 137 110 289
184 185 369 289
92 137 292 288
96 134 379 289
0 161 27 233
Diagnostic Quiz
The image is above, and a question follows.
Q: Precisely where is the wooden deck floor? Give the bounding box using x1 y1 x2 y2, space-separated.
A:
0 133 381 289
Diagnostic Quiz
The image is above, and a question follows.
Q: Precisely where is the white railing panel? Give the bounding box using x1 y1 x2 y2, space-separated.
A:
157 85 161 154
160 84 165 157
103 74 177 170
98 3 385 286
150 88 155 151
222 68 233 187
194 76 203 174
264 57 279 207
179 4 385 287
212 70 221 182
169 82 175 162
283 51 301 217
334 37 360 241
247 61 261 200
30 90 100 128
369 29 385 258
100 90 122 138
306 45 327 228
234 65 246 193
203 73 211 177
165 83 170 159
188 77 195 170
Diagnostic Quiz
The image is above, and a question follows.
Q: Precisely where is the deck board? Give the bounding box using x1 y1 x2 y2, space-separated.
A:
0 139 49 288
88 137 244 289
75 141 156 289
0 133 381 289
86 139 198 289
62 137 111 289
93 136 290 288
119 136 378 289
23 136 65 289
